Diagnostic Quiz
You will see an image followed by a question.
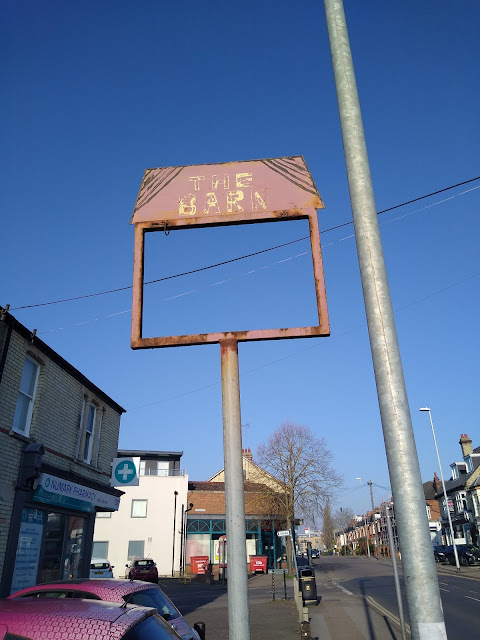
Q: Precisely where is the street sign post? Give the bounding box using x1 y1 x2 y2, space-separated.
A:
130 156 329 640
277 530 291 537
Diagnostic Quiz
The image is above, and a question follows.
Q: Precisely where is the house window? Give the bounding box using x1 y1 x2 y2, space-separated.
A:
83 403 96 462
426 505 431 520
128 540 144 560
139 460 170 476
77 399 102 465
131 500 147 518
93 541 109 558
465 456 473 473
12 356 40 436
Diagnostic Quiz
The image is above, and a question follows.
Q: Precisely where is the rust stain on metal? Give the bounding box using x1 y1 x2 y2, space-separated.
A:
130 156 330 349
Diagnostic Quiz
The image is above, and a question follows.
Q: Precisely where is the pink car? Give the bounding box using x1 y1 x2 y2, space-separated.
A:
0 597 181 640
9 578 201 640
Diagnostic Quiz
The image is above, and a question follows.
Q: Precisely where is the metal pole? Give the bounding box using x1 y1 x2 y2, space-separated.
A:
386 505 408 640
323 2 446 638
220 339 251 640
420 408 460 571
172 491 178 577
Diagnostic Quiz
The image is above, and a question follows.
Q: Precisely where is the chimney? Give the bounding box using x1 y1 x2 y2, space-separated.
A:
433 472 442 494
459 434 473 459
242 448 253 462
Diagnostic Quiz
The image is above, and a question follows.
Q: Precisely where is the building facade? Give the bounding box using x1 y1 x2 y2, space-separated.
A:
435 434 480 546
0 308 124 596
92 450 188 578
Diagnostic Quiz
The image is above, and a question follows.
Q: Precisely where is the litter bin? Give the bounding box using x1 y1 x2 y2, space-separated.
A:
298 566 318 605
249 555 267 574
190 556 210 574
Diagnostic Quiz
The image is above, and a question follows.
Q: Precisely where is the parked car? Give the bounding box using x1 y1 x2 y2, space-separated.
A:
432 544 447 563
311 549 320 559
90 558 114 578
444 543 480 566
9 578 200 640
126 557 158 582
0 597 182 640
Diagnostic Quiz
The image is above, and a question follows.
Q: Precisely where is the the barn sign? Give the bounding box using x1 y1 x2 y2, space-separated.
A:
130 156 329 348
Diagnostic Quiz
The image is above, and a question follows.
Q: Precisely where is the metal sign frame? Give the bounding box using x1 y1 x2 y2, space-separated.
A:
130 156 329 348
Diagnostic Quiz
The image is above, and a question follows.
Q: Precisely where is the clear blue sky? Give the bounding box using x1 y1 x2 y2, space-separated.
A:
3 1 479 518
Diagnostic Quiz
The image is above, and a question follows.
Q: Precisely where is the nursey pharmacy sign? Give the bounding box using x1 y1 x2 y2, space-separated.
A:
33 473 120 513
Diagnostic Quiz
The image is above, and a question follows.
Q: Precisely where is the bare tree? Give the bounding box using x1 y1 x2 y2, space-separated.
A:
334 506 355 555
256 421 342 570
322 500 335 550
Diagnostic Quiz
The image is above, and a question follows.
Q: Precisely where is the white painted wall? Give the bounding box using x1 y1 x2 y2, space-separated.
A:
93 474 188 578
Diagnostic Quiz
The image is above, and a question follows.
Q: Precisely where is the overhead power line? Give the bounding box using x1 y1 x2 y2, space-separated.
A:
9 175 480 311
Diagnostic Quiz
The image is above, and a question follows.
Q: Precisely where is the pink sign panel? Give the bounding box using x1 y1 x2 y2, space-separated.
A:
130 156 329 348
131 156 323 226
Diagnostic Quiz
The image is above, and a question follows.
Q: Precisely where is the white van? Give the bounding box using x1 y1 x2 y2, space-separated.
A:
89 558 114 579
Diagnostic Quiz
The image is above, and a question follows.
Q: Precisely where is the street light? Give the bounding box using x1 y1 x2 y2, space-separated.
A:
419 407 460 572
356 477 370 557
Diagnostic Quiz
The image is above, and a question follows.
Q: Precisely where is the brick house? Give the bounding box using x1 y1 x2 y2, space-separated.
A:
0 308 124 596
186 449 287 572
435 434 480 545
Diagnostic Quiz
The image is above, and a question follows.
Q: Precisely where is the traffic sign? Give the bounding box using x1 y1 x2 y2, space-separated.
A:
277 530 290 537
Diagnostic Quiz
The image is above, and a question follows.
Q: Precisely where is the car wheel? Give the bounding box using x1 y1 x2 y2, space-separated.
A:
448 555 455 565
460 556 469 567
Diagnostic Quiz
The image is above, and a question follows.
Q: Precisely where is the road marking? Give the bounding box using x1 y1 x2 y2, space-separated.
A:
439 588 449 592
439 582 448 585
335 584 353 595
465 595 480 602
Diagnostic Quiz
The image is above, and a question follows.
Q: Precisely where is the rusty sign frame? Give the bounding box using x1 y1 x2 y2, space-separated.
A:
130 156 330 348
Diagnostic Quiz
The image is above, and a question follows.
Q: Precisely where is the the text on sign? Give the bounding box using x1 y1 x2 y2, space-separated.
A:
179 172 268 216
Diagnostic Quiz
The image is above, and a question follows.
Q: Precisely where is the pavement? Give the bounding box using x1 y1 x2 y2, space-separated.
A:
159 560 480 640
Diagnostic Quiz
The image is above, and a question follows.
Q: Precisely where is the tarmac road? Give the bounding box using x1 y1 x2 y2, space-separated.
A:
310 555 480 640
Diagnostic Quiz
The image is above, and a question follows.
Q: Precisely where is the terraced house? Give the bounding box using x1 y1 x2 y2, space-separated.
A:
0 308 124 596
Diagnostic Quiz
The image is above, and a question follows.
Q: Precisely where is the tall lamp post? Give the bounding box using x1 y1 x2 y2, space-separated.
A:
419 407 460 572
356 477 370 557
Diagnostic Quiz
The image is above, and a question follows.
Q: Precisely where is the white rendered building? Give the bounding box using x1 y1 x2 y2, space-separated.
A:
93 450 188 578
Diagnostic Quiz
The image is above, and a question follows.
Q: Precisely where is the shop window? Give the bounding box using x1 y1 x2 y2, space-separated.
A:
131 500 147 518
12 356 40 436
128 540 145 560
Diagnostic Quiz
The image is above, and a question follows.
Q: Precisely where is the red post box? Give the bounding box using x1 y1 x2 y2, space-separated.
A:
249 555 267 573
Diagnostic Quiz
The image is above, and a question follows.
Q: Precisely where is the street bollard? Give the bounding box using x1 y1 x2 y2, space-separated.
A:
193 622 206 640
283 569 287 600
300 620 312 639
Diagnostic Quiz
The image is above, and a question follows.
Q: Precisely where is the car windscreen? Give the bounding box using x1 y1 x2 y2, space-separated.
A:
123 614 179 640
124 588 180 620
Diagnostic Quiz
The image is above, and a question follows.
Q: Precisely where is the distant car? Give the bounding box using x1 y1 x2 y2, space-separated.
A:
126 557 158 582
9 578 200 640
444 543 480 566
0 597 181 640
432 544 447 563
90 558 114 578
311 549 320 558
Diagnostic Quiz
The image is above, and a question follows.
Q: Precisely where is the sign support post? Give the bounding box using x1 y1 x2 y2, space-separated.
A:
221 339 250 640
